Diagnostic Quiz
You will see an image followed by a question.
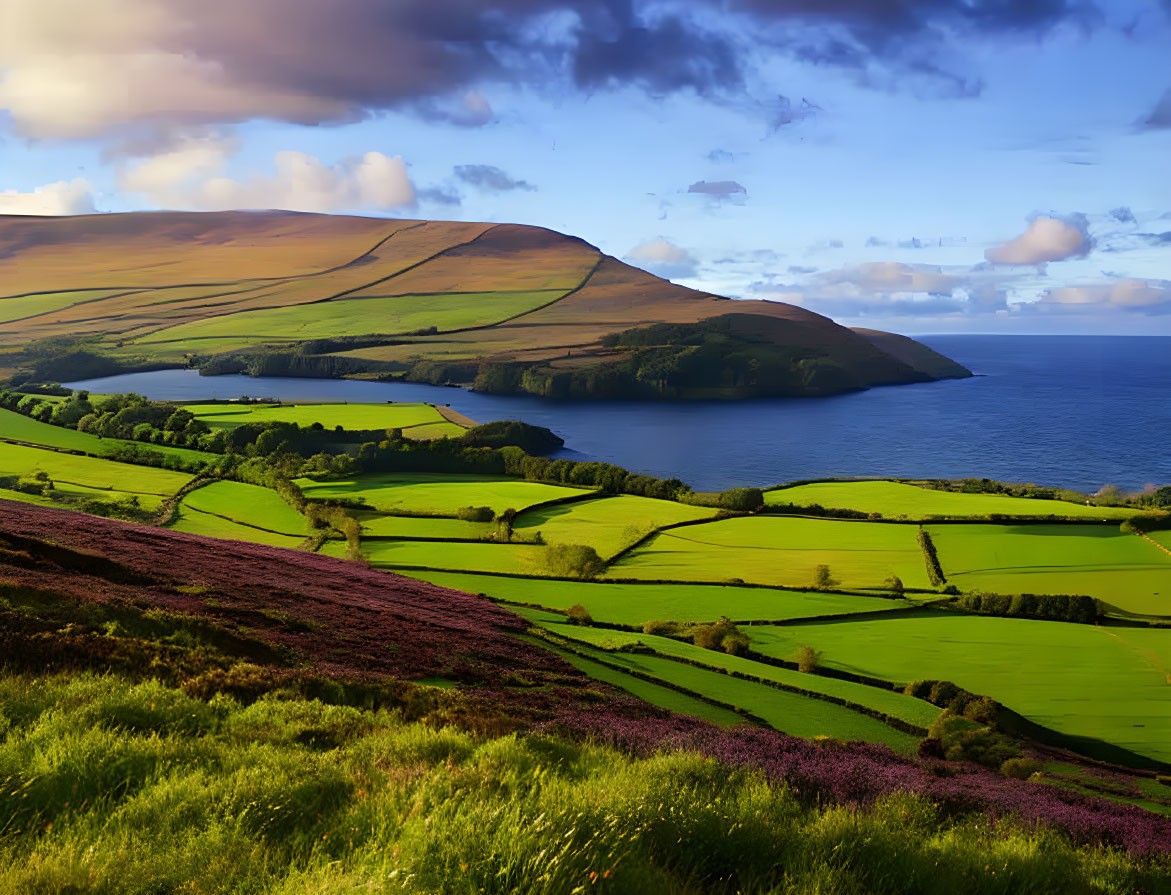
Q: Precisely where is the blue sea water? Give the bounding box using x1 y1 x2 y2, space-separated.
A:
66 335 1171 494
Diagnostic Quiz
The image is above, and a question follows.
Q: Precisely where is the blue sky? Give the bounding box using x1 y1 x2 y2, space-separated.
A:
1 0 1168 333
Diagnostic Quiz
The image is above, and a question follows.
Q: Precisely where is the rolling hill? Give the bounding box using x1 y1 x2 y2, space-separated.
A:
0 211 971 398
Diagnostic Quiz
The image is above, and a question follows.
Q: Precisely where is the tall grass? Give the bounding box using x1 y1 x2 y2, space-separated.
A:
0 672 1165 894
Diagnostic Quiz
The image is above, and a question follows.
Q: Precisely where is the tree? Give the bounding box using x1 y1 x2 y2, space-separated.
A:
543 544 605 579
813 564 837 589
883 575 904 595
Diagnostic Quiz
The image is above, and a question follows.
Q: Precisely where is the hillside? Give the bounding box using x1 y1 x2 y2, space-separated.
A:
0 211 971 398
3 500 1170 882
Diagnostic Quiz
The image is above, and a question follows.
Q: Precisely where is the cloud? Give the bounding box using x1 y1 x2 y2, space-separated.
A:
985 215 1092 265
118 146 415 212
625 238 699 279
1140 89 1171 130
0 178 95 215
687 179 747 201
1109 206 1136 224
767 93 820 130
1 0 1097 143
1034 279 1171 314
706 149 744 163
454 164 536 192
750 260 1006 319
416 186 462 207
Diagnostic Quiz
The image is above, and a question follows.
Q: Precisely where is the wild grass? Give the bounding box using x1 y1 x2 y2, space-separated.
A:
181 481 308 537
1 672 1161 895
0 440 192 496
187 402 449 432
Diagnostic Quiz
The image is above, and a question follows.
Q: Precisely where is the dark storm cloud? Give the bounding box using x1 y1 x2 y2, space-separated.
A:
1 0 1104 139
454 164 537 191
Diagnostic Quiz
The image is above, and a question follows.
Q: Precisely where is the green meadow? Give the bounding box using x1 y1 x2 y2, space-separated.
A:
929 524 1171 616
361 539 547 575
295 472 591 515
0 440 191 497
180 480 308 537
406 570 909 625
134 290 568 344
529 617 940 730
512 494 716 558
766 479 1137 520
747 614 1171 765
356 513 493 539
187 402 455 433
0 407 213 465
168 506 307 549
608 516 932 589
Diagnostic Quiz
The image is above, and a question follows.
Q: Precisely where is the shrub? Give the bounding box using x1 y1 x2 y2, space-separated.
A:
456 505 495 522
642 620 678 636
565 604 592 625
1000 757 1043 780
542 544 606 579
717 487 764 511
812 564 837 589
883 575 904 595
691 617 749 656
793 645 820 673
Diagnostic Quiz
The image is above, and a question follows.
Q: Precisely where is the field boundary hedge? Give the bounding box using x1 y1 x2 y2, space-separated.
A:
918 527 946 586
152 476 217 527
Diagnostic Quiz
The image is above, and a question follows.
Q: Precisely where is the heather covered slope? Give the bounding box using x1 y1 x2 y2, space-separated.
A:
0 211 970 397
2 498 1171 869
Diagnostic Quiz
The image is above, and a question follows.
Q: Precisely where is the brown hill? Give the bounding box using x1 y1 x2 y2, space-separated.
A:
0 211 970 398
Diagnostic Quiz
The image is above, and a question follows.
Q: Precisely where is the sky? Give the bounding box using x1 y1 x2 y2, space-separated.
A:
1 0 1169 334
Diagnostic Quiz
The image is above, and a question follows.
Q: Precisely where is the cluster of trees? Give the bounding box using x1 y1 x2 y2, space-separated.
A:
640 617 750 656
1 391 213 449
955 592 1099 624
459 421 564 454
1121 512 1171 534
917 528 945 586
924 478 1059 500
765 501 875 520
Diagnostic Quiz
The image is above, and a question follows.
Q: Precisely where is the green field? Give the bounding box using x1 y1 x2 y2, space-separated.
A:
1148 530 1171 552
747 614 1171 765
0 441 191 497
543 633 919 753
134 290 568 344
534 638 745 728
406 570 911 626
529 616 940 730
295 472 592 515
608 516 932 589
513 494 716 558
929 524 1171 616
0 290 124 326
357 513 492 539
186 402 456 433
359 539 547 575
0 483 165 512
181 481 307 537
766 480 1138 520
0 407 213 465
167 506 307 549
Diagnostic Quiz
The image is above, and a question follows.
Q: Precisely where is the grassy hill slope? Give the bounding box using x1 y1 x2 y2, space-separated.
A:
0 211 971 398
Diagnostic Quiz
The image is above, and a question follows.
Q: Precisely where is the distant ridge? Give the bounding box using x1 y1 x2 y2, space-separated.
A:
0 211 971 399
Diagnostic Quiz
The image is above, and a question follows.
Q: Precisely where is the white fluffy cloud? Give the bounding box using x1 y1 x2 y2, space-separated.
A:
1035 279 1171 313
625 238 699 280
117 142 415 212
985 215 1091 265
0 178 95 215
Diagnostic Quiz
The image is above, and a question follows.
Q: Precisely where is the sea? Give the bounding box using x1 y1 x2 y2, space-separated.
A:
66 335 1171 495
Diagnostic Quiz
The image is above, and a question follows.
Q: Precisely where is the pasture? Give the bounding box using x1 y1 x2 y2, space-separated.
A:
928 524 1170 616
134 290 568 345
531 617 940 730
360 539 547 575
607 516 932 590
746 614 1171 765
0 441 191 497
181 481 307 537
0 407 213 465
187 402 458 433
512 494 717 558
168 506 307 550
766 480 1137 520
356 514 492 540
405 570 910 626
295 472 592 515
